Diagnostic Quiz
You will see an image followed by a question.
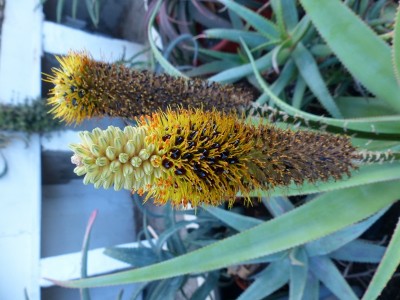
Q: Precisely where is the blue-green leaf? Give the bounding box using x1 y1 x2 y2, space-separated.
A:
330 239 386 263
292 43 342 118
305 207 388 256
299 0 400 112
309 256 358 300
237 260 290 300
219 0 279 40
49 181 400 288
362 218 400 300
289 247 308 300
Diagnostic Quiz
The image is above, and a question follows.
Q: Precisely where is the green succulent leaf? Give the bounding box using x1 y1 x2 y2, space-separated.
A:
48 181 399 288
292 42 343 118
330 239 386 263
299 0 400 112
147 0 187 78
243 40 400 135
263 196 295 217
302 273 319 300
203 29 268 47
251 162 400 198
362 218 400 300
336 97 395 118
209 49 291 83
392 3 400 84
190 271 219 300
310 256 358 300
289 247 308 300
104 247 160 267
219 0 279 40
204 206 261 231
237 260 290 300
305 208 388 256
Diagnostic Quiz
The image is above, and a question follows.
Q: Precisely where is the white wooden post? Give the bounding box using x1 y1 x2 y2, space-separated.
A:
0 1 42 299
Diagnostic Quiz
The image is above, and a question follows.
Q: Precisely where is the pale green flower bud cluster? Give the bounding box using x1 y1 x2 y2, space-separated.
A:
70 126 165 191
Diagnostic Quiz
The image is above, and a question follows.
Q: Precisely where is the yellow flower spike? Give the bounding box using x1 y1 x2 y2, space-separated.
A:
44 51 252 125
131 157 142 168
96 157 109 167
74 166 86 176
105 146 116 161
71 124 164 192
119 153 129 164
125 140 136 156
123 164 134 177
71 108 358 208
90 144 101 157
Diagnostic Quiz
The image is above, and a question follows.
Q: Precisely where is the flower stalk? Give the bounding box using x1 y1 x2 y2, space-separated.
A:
70 108 359 207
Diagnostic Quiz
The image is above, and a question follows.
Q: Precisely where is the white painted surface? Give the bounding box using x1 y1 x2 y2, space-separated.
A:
0 135 41 300
0 1 43 299
41 130 80 152
0 0 42 102
43 21 147 62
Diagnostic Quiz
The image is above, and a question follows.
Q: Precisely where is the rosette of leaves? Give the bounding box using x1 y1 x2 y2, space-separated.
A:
205 197 389 300
148 0 400 119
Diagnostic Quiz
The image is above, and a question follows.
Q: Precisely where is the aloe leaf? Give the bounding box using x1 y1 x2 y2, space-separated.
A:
289 247 308 300
147 0 187 78
190 271 219 300
56 0 65 23
305 208 388 256
237 260 290 300
280 0 299 31
301 273 319 300
193 47 242 62
292 43 343 118
48 181 400 288
203 29 268 47
244 251 288 265
72 0 78 19
204 206 262 231
330 239 386 263
270 0 286 37
219 0 279 40
156 220 198 254
393 3 400 84
251 161 400 197
292 76 307 109
263 196 295 217
310 256 358 300
336 97 395 118
85 0 100 27
104 247 160 267
185 61 239 78
80 210 98 300
243 40 400 134
362 218 400 300
209 48 291 83
299 0 400 112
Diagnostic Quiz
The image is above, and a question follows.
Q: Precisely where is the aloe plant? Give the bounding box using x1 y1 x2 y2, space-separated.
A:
50 0 400 299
